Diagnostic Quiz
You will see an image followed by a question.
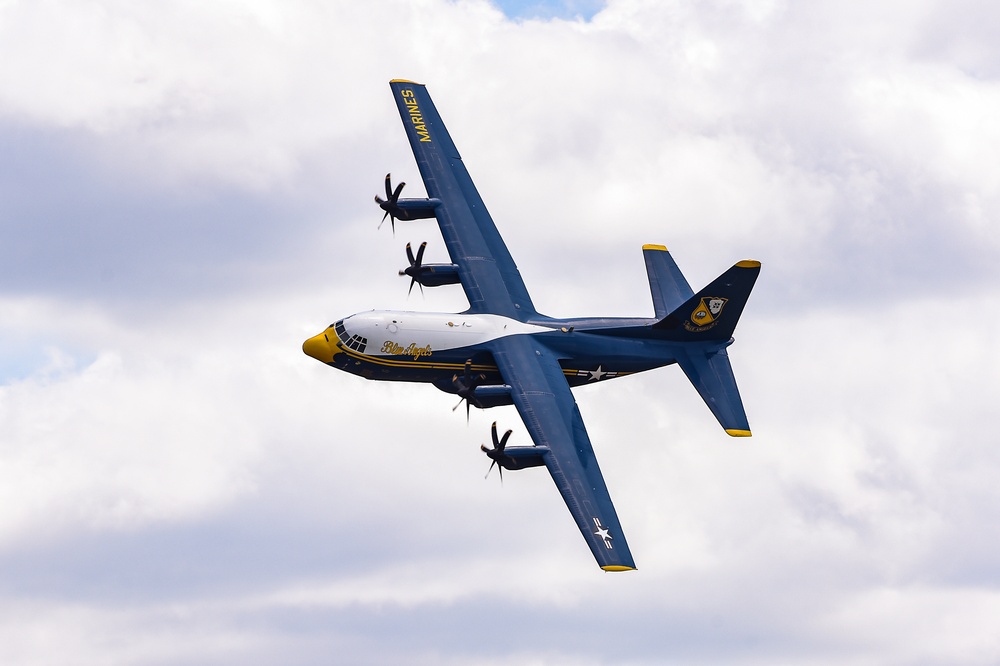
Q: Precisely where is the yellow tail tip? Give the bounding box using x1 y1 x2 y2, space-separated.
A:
601 565 637 572
726 429 752 437
642 243 668 252
735 260 761 268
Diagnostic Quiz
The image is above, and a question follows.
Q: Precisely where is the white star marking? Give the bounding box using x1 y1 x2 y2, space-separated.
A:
593 517 613 549
588 365 608 381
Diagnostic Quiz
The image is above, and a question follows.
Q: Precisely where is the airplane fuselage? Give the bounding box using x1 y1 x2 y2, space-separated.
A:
303 310 682 394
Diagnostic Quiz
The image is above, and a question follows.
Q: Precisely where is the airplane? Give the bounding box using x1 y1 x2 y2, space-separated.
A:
303 80 760 571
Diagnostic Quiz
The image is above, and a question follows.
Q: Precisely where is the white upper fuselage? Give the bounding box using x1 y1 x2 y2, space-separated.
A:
339 310 552 357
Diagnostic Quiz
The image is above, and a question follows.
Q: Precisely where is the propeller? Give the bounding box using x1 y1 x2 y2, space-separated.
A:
374 173 405 233
481 421 513 482
399 241 427 296
451 359 485 421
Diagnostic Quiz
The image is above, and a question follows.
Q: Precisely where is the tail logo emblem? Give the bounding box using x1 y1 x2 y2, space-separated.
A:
686 297 728 332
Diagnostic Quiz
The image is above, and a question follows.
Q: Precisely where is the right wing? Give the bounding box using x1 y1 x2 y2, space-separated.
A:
488 334 636 571
388 80 536 320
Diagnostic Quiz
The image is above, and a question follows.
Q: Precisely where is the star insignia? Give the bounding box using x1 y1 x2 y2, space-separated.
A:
593 517 613 549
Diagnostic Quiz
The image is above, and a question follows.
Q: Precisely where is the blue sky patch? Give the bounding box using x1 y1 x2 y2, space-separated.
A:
492 0 605 21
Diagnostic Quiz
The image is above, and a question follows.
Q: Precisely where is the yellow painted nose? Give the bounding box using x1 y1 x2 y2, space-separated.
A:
303 332 334 363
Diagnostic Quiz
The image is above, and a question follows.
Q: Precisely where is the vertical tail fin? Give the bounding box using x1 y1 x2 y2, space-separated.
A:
643 244 694 318
652 260 760 342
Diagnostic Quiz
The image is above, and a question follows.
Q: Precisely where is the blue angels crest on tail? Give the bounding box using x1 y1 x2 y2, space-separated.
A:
303 80 761 571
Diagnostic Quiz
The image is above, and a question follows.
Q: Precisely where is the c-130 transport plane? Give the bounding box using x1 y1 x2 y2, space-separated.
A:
303 80 760 571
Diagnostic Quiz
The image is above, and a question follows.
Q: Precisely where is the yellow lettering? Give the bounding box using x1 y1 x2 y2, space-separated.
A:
381 341 432 359
399 93 431 143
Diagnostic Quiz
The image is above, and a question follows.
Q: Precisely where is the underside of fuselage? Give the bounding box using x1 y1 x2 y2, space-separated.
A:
301 310 678 403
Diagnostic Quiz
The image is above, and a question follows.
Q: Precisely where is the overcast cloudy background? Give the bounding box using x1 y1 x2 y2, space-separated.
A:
2 0 999 663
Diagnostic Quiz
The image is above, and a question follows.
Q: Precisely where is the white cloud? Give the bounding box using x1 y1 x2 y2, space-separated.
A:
0 329 260 544
2 0 1000 663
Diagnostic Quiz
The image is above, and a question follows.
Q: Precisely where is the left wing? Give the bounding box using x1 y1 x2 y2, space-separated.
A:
387 80 536 320
488 334 636 571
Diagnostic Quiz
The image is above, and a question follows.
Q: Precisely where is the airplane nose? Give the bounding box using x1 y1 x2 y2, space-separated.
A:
303 332 333 363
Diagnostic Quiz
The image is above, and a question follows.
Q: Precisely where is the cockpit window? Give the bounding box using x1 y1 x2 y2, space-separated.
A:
333 319 366 353
345 335 367 352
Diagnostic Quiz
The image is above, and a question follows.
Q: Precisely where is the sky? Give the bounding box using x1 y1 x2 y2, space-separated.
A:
1 0 999 663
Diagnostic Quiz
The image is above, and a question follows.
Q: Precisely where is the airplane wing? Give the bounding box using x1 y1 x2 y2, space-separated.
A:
387 81 632 570
488 334 637 571
388 80 536 321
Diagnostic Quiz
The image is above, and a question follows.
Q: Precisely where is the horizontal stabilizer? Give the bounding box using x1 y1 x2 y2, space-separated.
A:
643 244 694 318
675 346 751 436
653 260 760 341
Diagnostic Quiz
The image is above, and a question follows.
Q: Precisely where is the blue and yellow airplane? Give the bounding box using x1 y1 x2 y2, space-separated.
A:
303 80 760 571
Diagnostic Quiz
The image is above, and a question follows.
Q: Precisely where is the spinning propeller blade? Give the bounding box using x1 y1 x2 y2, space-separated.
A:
374 173 406 234
400 241 428 296
451 359 485 422
481 421 513 483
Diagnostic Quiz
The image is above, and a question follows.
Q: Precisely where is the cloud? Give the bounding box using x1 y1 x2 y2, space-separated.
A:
2 0 1000 663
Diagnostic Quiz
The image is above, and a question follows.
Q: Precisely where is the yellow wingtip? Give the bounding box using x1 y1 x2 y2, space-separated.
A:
601 565 637 572
726 429 752 437
642 244 668 252
735 260 761 269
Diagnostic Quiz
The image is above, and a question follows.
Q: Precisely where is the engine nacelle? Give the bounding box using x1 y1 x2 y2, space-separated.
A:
496 445 548 470
388 197 440 221
432 380 513 407
405 263 461 288
469 384 513 408
400 240 461 290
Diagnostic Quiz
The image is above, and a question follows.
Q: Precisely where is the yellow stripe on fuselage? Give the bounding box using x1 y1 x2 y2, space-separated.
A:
336 343 496 374
337 343 635 381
